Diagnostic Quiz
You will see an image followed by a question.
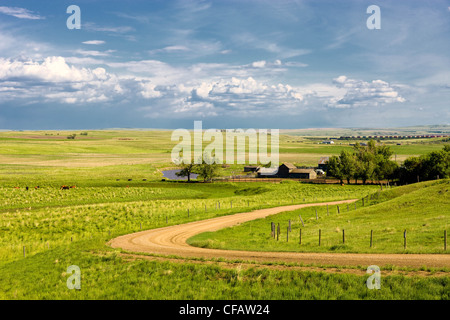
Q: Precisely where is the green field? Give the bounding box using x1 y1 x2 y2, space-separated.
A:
188 180 450 254
0 129 449 300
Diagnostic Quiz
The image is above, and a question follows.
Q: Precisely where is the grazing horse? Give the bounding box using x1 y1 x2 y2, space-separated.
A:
60 185 70 190
70 185 76 188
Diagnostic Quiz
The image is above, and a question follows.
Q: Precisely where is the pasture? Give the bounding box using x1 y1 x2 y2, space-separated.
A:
0 129 448 300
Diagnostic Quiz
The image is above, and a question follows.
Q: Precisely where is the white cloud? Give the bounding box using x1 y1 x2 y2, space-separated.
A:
252 60 266 68
149 46 190 54
0 6 44 20
75 50 113 57
82 40 106 45
328 76 406 108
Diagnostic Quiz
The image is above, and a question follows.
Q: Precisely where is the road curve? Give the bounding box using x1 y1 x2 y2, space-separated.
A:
109 200 450 268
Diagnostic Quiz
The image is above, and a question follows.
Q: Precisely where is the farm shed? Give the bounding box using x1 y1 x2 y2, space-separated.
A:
289 169 317 179
244 166 260 172
257 167 279 177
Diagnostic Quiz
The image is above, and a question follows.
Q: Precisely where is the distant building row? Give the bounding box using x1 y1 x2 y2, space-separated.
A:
338 134 448 140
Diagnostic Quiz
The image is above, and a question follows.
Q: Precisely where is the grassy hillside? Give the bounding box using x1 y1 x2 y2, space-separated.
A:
188 180 450 254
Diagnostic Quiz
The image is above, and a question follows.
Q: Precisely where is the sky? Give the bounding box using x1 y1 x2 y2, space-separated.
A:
0 0 449 130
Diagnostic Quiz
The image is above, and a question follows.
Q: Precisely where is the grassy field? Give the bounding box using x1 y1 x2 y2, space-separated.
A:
188 180 450 254
0 182 378 264
0 129 448 300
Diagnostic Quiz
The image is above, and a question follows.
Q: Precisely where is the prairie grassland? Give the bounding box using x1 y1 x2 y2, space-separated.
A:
1 130 447 169
0 130 448 300
0 240 448 300
0 181 378 263
188 180 450 254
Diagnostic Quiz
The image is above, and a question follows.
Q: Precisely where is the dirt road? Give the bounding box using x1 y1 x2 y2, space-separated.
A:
109 200 450 268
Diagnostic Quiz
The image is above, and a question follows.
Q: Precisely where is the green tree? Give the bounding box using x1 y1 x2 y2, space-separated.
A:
195 153 221 182
175 163 196 182
339 150 356 184
327 155 344 184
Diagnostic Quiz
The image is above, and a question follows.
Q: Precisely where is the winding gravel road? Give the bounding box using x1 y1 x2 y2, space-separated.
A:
109 200 450 268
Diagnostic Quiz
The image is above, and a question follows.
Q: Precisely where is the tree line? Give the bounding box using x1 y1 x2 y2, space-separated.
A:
327 140 449 184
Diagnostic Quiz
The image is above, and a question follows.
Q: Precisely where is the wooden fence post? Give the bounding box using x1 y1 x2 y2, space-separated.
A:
319 229 321 246
404 229 407 249
362 198 365 206
327 204 329 216
299 229 302 245
343 229 345 244
445 230 447 251
287 227 289 242
299 215 304 227
370 230 373 248
277 223 280 241
289 220 291 232
337 205 340 214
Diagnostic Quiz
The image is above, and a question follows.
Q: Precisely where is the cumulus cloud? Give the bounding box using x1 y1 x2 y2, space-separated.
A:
0 56 408 122
328 75 406 108
0 6 44 20
0 57 146 104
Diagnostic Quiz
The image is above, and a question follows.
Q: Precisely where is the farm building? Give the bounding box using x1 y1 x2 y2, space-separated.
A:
256 167 278 177
244 166 260 172
321 140 334 144
289 169 317 179
318 157 329 171
277 162 297 178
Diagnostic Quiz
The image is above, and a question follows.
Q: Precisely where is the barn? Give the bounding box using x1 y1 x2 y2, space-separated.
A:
277 163 297 178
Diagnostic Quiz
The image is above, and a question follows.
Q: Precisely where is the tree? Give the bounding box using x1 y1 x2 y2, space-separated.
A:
327 155 344 184
398 145 449 184
339 150 356 184
175 163 196 182
195 153 221 182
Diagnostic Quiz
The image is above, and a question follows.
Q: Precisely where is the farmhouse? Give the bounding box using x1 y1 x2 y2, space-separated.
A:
322 140 334 144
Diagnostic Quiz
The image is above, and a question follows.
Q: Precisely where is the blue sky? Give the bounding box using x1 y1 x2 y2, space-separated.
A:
0 0 449 129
